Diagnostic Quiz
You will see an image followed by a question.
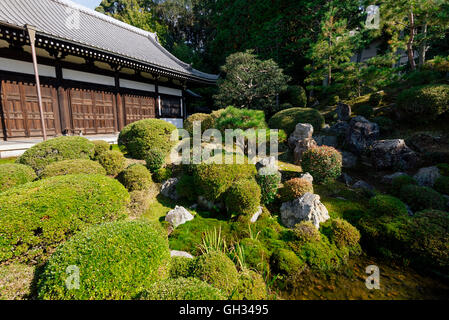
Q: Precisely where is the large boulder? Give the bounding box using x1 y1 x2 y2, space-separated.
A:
293 138 318 165
280 193 330 229
413 166 441 187
345 116 380 154
161 178 180 200
288 123 314 149
336 102 351 121
256 156 279 176
314 135 338 148
371 139 418 170
165 206 194 228
328 121 350 139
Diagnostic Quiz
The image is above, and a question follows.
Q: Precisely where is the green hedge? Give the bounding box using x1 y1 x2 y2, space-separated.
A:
225 179 261 216
301 146 342 184
139 278 225 300
118 164 153 191
268 107 325 135
399 185 446 212
40 159 106 179
37 221 170 300
91 140 110 160
145 149 166 172
326 218 360 248
98 150 126 176
270 248 304 276
169 256 195 278
118 119 177 159
0 174 129 263
16 136 95 174
368 195 409 217
153 167 173 183
184 113 215 136
0 163 36 192
397 84 449 122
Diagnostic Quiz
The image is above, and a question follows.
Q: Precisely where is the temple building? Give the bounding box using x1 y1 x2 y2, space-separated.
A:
0 0 218 140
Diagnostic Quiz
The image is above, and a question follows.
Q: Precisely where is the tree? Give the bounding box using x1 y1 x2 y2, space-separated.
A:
214 50 290 114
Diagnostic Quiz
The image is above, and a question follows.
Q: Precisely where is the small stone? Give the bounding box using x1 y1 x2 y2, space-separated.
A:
165 206 194 228
353 180 375 192
170 250 194 259
413 166 441 187
250 207 263 223
256 156 279 176
280 193 330 229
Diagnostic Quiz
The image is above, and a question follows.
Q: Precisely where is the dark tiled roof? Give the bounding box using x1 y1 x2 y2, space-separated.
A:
0 0 218 83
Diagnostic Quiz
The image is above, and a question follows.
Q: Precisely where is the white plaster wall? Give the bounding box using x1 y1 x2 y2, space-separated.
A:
0 57 56 78
62 68 115 86
120 79 155 92
159 86 182 97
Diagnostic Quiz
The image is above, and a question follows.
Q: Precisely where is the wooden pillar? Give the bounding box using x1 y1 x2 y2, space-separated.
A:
55 60 71 135
155 77 161 119
114 71 124 131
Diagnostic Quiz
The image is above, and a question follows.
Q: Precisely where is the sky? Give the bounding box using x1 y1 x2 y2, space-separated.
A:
72 0 102 10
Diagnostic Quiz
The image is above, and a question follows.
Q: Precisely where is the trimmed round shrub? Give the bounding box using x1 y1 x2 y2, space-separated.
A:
176 175 197 202
0 163 36 192
170 257 195 278
268 107 325 135
437 163 449 176
232 270 266 300
98 150 126 176
369 195 408 217
0 174 129 263
399 184 446 212
301 146 342 184
40 159 106 179
119 164 153 191
256 173 281 205
145 149 166 172
193 251 239 296
270 248 304 276
434 176 449 195
118 119 177 159
37 221 170 300
17 136 95 174
397 84 449 122
239 238 270 273
184 113 214 136
327 218 360 248
193 162 257 202
391 175 417 195
281 85 307 108
139 278 225 300
153 167 173 183
294 237 347 271
225 179 261 216
293 221 321 244
91 140 110 160
280 177 314 202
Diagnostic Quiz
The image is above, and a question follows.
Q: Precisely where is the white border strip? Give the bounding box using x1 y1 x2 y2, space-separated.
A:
0 57 56 78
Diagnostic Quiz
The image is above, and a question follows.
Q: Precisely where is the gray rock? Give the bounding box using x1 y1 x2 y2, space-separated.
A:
165 206 194 228
293 138 317 165
314 135 338 148
170 250 194 259
280 193 330 229
329 121 350 138
336 102 351 121
250 207 263 223
342 151 358 168
353 180 375 192
405 204 414 217
371 139 418 170
161 178 180 200
346 116 380 154
382 172 407 184
256 156 279 176
299 172 314 184
339 173 353 187
288 123 314 149
413 166 441 187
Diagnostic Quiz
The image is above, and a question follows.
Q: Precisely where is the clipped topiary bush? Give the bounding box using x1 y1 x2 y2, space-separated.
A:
193 251 239 296
391 175 417 195
184 113 215 136
397 84 449 122
434 176 449 195
232 270 266 300
256 172 281 205
176 175 198 202
238 238 270 273
399 184 446 212
0 163 36 192
170 257 195 278
118 119 177 159
327 218 361 248
368 195 409 217
153 167 173 183
16 136 95 174
268 107 325 135
139 278 225 300
118 164 153 191
225 179 261 216
98 150 126 176
0 174 129 263
145 149 166 172
91 140 110 160
292 221 321 244
301 146 342 184
37 221 170 300
270 248 304 276
40 159 106 179
193 162 257 202
280 178 314 202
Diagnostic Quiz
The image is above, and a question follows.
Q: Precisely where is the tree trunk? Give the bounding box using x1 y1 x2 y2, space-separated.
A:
407 11 416 70
419 23 428 67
